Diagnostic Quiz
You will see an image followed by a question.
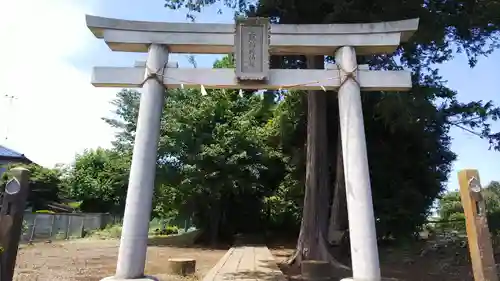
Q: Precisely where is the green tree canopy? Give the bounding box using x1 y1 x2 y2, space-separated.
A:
438 181 500 231
1 164 64 211
162 0 500 266
104 56 286 243
62 148 131 214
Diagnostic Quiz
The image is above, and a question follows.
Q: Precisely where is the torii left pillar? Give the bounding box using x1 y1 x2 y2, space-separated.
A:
102 44 169 281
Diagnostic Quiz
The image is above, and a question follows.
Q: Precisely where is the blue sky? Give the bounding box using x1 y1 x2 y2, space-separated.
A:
0 0 498 191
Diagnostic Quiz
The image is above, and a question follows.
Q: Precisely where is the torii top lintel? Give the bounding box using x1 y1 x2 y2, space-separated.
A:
85 15 419 56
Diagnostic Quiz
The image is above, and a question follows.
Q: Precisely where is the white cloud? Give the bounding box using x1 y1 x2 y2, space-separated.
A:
0 0 117 168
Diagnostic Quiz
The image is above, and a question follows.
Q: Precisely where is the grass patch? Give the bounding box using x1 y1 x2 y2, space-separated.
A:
88 223 183 240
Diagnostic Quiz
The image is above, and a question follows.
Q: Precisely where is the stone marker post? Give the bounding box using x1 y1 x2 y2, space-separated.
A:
458 169 498 281
0 167 30 281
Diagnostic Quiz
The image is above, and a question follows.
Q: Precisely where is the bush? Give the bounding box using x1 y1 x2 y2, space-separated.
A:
22 220 28 234
153 225 179 236
35 210 55 214
89 224 122 239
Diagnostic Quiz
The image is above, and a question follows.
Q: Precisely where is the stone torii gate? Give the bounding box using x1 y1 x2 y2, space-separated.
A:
86 15 419 281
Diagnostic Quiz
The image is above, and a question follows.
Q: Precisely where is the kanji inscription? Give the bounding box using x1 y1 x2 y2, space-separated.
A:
235 17 269 81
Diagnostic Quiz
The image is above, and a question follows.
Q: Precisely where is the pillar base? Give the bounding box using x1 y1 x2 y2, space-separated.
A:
340 277 386 281
100 276 158 281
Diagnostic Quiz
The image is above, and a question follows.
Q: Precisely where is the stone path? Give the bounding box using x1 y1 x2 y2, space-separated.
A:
202 246 286 281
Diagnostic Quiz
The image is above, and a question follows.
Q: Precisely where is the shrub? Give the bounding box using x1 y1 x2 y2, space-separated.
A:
35 210 55 214
89 224 122 239
166 225 179 234
22 220 28 234
153 225 179 236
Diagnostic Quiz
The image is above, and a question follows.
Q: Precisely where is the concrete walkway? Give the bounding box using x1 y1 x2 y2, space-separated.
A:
202 246 286 281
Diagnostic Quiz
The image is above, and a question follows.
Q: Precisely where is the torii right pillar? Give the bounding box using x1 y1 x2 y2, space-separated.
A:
336 46 381 281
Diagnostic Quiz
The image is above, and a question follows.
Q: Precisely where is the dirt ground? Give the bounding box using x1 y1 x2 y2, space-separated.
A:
269 242 475 281
14 239 227 281
13 237 481 281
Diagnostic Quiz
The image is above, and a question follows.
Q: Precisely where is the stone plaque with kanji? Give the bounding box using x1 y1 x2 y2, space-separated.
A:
234 17 270 81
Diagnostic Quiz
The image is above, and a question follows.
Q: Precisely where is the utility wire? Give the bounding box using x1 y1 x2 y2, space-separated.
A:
1 95 17 141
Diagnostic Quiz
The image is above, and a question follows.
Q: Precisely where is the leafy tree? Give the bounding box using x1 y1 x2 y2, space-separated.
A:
104 90 141 152
105 56 284 244
437 191 466 231
438 181 500 231
62 148 131 214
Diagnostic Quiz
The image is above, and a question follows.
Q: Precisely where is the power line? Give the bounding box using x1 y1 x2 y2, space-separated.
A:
2 94 18 141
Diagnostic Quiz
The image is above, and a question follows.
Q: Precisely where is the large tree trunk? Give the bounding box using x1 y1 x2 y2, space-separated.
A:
289 57 351 274
328 128 350 260
328 128 348 245
325 83 348 248
209 200 221 246
291 56 349 271
294 55 329 262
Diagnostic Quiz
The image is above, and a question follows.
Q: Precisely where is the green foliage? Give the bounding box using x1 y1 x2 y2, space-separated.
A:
103 90 141 152
67 201 82 210
22 220 28 234
161 0 500 239
438 181 500 232
0 164 64 211
89 224 123 239
105 59 286 240
103 58 495 241
62 148 131 214
152 225 179 236
0 0 495 248
71 0 500 244
166 225 179 235
35 210 55 214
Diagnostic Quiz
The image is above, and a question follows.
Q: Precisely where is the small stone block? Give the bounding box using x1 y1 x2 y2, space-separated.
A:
167 258 196 276
301 260 331 281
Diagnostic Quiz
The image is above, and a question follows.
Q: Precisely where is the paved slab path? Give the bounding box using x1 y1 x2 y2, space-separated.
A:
202 246 287 281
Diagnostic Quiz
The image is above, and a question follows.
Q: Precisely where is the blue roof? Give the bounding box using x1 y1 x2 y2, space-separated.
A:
0 145 25 158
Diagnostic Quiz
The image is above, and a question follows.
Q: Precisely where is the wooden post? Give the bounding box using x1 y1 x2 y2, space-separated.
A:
458 169 498 281
65 215 72 239
49 215 55 241
0 167 30 281
29 216 37 243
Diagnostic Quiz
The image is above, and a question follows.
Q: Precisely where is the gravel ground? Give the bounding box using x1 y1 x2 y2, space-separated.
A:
14 239 227 281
